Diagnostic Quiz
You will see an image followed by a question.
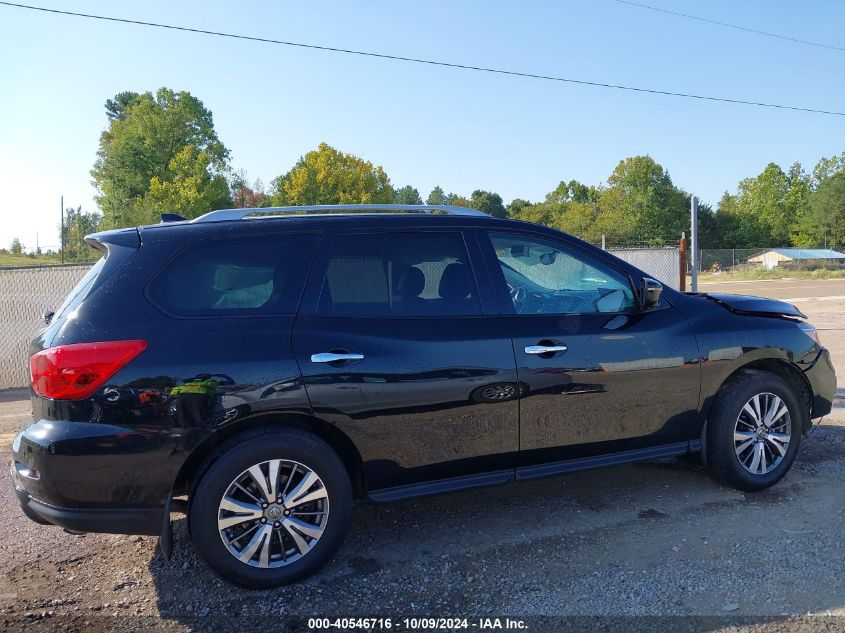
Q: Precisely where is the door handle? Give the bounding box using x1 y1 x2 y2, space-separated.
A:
524 344 567 355
311 352 365 364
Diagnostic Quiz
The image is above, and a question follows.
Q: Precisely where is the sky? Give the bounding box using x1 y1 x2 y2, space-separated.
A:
1 0 844 250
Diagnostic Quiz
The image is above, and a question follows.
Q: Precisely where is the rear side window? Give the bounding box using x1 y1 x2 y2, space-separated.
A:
317 232 480 317
148 234 316 317
53 257 106 322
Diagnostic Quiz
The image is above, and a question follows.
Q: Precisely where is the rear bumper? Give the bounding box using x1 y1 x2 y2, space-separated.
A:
10 417 183 536
11 462 162 535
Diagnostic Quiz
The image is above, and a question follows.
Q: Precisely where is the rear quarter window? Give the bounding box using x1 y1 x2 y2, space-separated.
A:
147 234 317 317
52 257 106 322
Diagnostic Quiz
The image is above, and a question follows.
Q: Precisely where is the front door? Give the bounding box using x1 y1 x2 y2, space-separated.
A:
292 229 519 495
479 229 700 470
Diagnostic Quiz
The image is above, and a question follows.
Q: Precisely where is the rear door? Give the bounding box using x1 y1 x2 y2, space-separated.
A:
478 229 700 472
292 228 519 495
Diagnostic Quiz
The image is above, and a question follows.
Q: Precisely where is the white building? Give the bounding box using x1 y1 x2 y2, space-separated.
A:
747 248 845 270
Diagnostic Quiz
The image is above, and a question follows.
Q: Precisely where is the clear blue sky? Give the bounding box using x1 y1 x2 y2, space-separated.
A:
2 0 844 249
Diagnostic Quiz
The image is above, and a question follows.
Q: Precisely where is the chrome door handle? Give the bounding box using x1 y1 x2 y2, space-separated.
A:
524 345 567 355
311 352 365 364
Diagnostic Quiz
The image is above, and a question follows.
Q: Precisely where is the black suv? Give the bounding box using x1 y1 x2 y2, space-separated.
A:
12 205 836 587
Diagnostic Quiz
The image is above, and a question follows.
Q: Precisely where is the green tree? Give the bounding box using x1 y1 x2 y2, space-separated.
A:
795 172 845 249
62 206 102 262
134 145 231 222
445 193 471 207
469 190 507 218
393 185 423 205
697 199 733 248
719 163 806 247
9 238 22 255
509 180 602 241
92 88 230 227
104 91 140 121
507 198 532 216
811 152 845 188
269 143 393 206
426 186 446 205
598 156 688 244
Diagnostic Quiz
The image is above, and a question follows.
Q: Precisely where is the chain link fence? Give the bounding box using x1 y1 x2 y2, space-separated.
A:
697 249 767 273
0 264 92 389
606 247 680 290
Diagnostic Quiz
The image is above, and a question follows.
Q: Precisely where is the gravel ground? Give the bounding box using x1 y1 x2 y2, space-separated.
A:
0 290 843 632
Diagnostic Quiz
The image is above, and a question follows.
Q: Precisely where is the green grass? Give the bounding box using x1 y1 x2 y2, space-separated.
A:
0 253 64 267
697 268 845 283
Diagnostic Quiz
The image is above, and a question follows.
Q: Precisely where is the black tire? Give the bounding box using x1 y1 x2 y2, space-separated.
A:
706 369 802 491
189 428 352 588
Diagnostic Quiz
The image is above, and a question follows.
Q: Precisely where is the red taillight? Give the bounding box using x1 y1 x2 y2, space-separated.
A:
29 340 148 400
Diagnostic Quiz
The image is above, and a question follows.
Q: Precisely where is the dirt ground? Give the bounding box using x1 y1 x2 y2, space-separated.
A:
1 281 843 632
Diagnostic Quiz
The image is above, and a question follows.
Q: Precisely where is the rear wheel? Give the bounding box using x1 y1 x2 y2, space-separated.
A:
706 369 802 491
189 428 352 588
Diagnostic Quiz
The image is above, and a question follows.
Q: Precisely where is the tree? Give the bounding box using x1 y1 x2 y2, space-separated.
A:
796 172 845 249
445 193 471 207
269 143 393 206
507 198 532 216
697 199 732 248
92 87 230 227
811 152 845 189
598 156 688 244
469 190 507 218
9 238 22 255
718 163 800 247
135 145 231 222
230 170 269 208
105 91 140 121
62 206 102 262
393 185 423 205
426 186 446 205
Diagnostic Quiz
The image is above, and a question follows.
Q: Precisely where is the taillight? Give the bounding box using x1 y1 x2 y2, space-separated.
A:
29 340 148 400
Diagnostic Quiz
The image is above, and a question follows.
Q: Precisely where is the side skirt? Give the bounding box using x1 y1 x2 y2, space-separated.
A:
367 441 694 502
515 441 691 481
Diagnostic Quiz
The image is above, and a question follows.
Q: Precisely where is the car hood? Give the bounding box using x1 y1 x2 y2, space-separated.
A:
702 293 806 319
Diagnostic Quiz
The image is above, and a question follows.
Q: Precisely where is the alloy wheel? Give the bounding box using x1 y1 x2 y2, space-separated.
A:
217 459 329 568
733 392 791 475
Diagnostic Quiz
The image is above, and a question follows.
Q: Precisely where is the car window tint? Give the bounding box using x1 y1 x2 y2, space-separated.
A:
489 232 635 315
148 234 316 316
318 232 480 317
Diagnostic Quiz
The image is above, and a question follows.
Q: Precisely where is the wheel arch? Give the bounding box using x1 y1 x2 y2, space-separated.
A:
173 413 366 499
705 358 813 434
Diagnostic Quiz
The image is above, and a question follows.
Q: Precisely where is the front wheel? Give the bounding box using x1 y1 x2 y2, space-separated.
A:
189 428 352 588
706 369 802 491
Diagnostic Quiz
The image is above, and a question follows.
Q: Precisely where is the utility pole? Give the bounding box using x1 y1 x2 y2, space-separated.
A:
60 195 64 264
690 196 699 292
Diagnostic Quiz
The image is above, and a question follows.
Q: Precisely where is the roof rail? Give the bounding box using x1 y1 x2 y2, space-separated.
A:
191 204 489 223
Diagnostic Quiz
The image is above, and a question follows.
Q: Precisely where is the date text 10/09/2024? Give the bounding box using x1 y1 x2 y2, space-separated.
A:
307 618 529 630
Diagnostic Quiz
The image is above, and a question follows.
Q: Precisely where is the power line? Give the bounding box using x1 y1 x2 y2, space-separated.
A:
2 1 844 117
611 0 845 53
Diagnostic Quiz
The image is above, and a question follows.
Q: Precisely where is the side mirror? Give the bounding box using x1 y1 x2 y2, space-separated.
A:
42 310 55 325
641 278 663 309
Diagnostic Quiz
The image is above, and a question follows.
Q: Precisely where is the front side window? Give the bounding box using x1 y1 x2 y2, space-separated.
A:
489 232 635 315
317 232 481 317
148 234 316 316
